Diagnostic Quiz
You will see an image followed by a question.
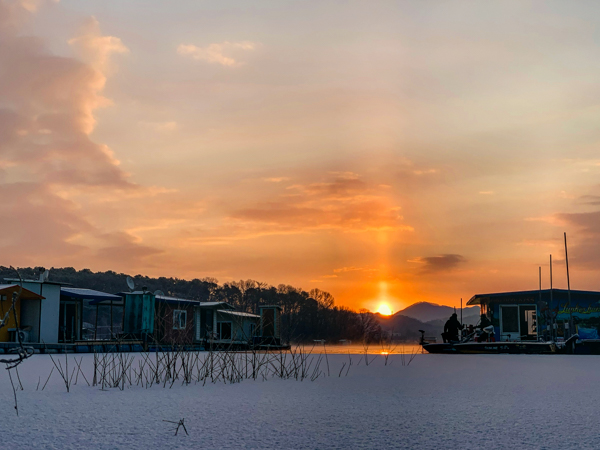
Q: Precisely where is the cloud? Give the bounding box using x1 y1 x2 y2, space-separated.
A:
177 41 256 67
579 194 600 206
0 5 159 268
230 172 412 234
479 191 494 195
68 17 128 74
553 210 600 269
409 254 467 274
263 177 290 183
333 266 378 273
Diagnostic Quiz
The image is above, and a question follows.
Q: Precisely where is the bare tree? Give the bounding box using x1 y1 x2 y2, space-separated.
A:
309 289 335 310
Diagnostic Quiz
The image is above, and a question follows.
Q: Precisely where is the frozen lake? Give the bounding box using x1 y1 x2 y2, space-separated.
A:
1 351 598 449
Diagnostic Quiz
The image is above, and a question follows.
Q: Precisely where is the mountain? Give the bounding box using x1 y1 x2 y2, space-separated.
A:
397 301 480 323
375 313 439 341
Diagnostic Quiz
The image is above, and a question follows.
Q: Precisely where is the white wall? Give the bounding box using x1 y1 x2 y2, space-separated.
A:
21 282 61 344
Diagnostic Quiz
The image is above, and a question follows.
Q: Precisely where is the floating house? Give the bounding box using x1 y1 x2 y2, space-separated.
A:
467 288 600 342
258 305 283 346
1 276 285 351
193 302 260 347
215 309 260 344
154 294 197 344
122 290 155 338
60 288 124 342
0 284 45 343
3 278 66 344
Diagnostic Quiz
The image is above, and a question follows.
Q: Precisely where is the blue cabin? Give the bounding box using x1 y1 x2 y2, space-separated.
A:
467 289 600 342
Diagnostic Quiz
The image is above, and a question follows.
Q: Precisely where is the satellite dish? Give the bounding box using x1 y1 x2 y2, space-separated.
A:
154 290 164 297
126 276 135 291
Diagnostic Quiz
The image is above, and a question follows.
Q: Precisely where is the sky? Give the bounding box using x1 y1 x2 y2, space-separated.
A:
2 0 600 312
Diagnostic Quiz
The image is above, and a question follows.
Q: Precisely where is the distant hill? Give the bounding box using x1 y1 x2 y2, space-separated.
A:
375 314 438 341
397 301 479 323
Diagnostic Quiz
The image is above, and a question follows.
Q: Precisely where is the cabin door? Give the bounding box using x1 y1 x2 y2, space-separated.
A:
500 304 537 341
59 301 79 342
500 306 519 341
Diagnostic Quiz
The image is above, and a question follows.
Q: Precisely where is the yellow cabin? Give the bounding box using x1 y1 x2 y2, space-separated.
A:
0 284 45 342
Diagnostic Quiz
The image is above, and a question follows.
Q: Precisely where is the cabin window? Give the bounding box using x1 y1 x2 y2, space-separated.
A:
501 306 519 333
217 322 232 340
0 295 6 302
173 310 187 330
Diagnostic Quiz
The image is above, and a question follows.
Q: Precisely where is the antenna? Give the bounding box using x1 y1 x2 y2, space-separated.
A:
126 276 135 292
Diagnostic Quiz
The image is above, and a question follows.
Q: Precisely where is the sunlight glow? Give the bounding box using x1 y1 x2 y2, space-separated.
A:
376 303 393 316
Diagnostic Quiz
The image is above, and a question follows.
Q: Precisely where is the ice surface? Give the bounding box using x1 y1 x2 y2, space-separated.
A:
1 352 599 449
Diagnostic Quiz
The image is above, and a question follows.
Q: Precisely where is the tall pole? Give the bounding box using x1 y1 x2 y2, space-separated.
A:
550 254 553 341
460 298 463 325
564 232 573 337
539 266 542 340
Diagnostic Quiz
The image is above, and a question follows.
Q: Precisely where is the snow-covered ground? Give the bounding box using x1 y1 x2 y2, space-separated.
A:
1 351 599 449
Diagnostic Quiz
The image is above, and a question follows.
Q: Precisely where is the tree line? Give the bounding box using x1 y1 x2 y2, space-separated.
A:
0 266 383 343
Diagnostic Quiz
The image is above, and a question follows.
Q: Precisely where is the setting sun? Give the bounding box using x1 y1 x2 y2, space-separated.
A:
376 304 393 316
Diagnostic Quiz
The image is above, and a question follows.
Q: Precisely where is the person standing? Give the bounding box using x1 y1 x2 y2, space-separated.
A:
442 313 464 343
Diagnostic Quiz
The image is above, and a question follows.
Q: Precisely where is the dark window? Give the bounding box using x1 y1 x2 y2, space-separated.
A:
501 306 519 333
217 322 232 340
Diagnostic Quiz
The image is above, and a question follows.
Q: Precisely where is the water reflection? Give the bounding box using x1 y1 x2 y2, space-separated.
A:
296 343 423 355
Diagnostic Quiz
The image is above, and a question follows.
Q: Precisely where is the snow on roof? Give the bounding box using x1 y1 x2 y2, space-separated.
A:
155 294 200 305
199 301 234 309
61 287 122 303
218 310 260 319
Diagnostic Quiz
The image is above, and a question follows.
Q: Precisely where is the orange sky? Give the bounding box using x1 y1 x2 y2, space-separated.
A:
2 0 600 312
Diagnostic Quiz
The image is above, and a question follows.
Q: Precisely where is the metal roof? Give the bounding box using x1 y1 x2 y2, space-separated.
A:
118 290 154 296
218 310 260 319
155 294 200 305
4 278 70 286
467 288 600 306
61 287 122 303
0 284 45 299
199 301 234 309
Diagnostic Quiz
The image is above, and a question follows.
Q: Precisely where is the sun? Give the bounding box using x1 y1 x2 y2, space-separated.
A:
376 303 393 316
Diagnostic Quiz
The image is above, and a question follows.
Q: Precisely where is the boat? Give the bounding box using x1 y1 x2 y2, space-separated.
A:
419 327 568 355
422 341 556 354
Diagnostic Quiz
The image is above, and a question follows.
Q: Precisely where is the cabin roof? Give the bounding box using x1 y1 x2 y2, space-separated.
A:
467 288 600 305
4 278 70 286
61 287 122 303
218 309 260 319
0 284 45 300
155 294 200 305
199 301 235 309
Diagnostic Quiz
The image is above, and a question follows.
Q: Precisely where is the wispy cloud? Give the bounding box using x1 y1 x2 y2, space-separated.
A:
177 41 256 67
262 177 290 183
230 172 412 234
409 254 467 274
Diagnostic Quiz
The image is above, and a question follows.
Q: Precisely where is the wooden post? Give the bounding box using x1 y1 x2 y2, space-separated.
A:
94 303 99 340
